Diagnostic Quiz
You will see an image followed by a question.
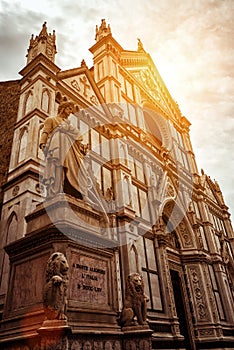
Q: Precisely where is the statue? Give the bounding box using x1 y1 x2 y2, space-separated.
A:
39 101 93 204
137 38 146 53
120 273 149 327
43 252 69 320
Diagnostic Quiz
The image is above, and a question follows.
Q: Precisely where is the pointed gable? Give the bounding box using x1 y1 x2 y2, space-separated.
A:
57 62 105 107
204 176 224 206
120 42 182 121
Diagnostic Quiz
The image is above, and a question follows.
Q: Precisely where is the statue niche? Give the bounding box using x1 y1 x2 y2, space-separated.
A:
120 273 149 327
43 252 69 320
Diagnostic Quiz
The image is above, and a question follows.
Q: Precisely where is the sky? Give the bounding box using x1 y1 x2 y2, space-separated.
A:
0 0 234 220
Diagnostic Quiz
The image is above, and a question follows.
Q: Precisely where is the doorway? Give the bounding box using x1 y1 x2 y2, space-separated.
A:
170 269 194 350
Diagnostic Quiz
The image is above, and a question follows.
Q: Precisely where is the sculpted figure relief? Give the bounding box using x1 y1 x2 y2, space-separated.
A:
120 273 149 327
39 101 93 204
43 252 69 320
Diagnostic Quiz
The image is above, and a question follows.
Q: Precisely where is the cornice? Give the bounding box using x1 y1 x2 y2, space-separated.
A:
4 229 69 261
89 33 124 55
20 73 57 94
2 167 39 192
206 199 229 217
14 108 48 129
192 186 229 218
19 53 60 78
57 66 87 79
120 50 150 67
97 74 121 88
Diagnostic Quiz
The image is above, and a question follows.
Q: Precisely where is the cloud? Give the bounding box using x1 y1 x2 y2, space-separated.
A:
0 0 233 218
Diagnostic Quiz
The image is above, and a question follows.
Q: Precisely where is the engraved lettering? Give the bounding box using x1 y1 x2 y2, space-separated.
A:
82 273 98 281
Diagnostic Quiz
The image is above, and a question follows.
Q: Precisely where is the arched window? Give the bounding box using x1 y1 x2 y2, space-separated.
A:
123 175 131 207
18 126 28 163
143 111 162 146
129 244 139 273
24 91 33 115
208 265 226 321
41 89 50 113
6 212 18 242
0 212 18 295
120 142 127 165
141 237 163 311
38 125 45 160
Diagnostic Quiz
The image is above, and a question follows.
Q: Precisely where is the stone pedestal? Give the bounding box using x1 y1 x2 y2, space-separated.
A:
38 320 71 350
25 193 116 247
0 195 153 349
122 325 153 350
0 195 121 348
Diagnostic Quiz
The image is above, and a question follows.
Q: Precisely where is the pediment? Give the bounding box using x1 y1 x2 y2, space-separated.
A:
164 177 177 200
158 175 177 205
121 49 183 120
124 63 180 118
58 68 104 106
204 178 221 205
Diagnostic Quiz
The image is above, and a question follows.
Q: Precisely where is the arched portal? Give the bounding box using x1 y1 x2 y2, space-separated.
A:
160 201 196 350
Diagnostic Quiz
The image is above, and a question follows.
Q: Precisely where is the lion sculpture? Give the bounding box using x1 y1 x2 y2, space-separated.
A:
120 273 149 326
43 252 69 320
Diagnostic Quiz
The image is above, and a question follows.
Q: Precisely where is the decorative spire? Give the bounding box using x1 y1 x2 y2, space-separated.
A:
95 19 112 42
39 21 48 36
137 38 146 53
26 22 57 64
81 59 88 68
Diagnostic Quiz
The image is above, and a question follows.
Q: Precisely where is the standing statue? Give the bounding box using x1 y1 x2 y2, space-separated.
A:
43 252 69 320
39 101 93 204
120 273 149 327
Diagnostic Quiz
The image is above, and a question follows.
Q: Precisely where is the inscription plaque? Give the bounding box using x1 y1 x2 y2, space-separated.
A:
70 252 109 305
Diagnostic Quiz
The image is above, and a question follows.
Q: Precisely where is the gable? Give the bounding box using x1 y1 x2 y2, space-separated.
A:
121 50 181 119
132 68 169 111
58 69 104 107
204 178 221 205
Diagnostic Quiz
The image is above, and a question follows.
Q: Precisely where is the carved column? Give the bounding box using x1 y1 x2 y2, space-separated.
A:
186 263 218 340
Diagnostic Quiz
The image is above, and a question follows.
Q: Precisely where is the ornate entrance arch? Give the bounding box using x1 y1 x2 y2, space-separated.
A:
154 200 196 350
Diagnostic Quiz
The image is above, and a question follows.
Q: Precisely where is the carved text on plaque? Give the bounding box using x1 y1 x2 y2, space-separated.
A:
70 252 108 305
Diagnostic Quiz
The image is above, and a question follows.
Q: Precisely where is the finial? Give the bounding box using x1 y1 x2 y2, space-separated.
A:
39 21 48 37
26 22 57 65
101 19 106 29
137 38 146 53
95 19 112 41
81 59 87 68
29 34 34 46
214 179 221 191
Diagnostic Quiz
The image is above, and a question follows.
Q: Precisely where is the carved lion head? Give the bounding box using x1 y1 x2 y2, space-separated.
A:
127 273 144 296
45 252 69 282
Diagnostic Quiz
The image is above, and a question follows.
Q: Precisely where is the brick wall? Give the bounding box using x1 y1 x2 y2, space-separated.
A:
0 80 20 217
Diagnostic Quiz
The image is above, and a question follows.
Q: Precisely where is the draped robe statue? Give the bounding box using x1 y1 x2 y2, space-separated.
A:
39 101 93 205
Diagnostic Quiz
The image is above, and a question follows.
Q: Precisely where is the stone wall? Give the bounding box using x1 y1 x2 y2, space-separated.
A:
0 80 20 216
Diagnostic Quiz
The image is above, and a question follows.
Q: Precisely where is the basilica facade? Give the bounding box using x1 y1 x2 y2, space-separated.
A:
0 21 233 350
